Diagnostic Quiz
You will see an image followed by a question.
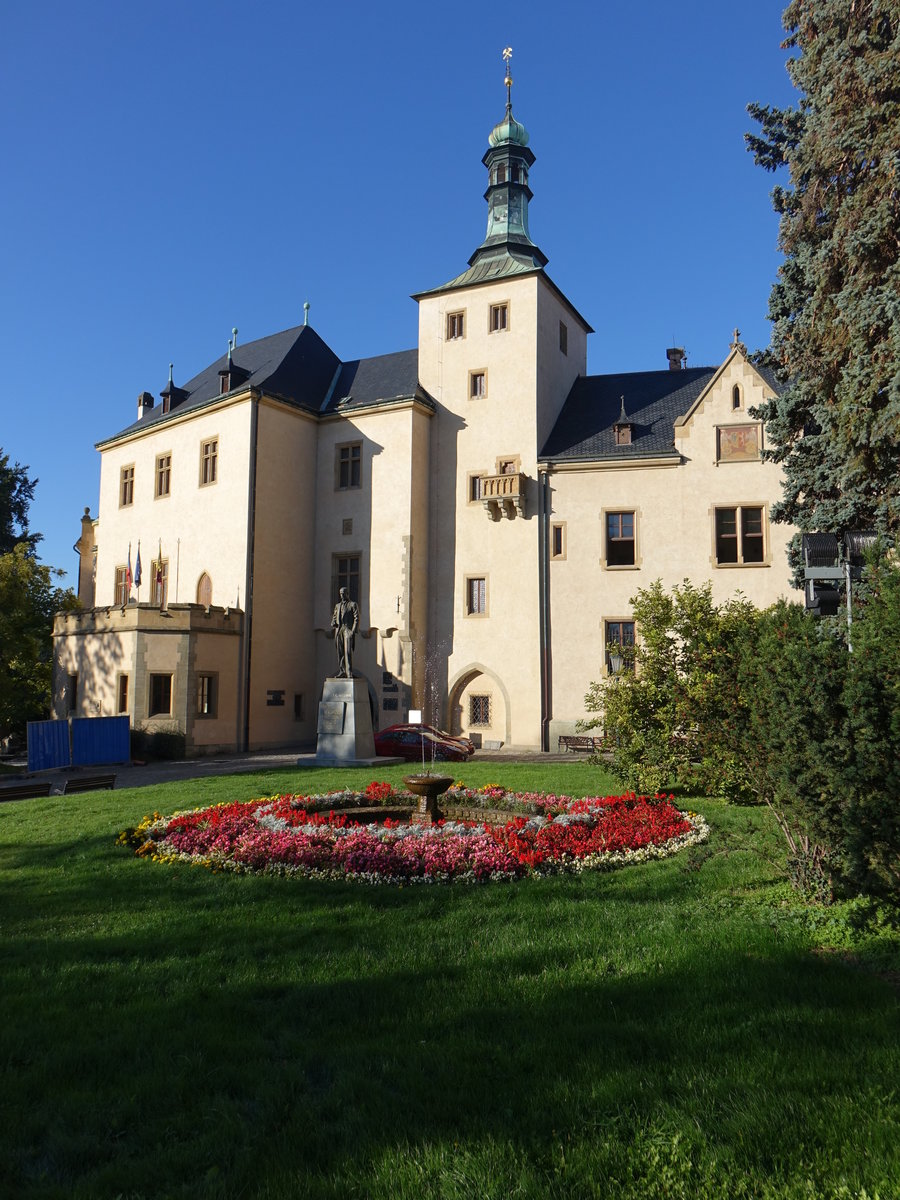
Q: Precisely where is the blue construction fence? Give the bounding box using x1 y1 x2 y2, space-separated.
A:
27 717 130 773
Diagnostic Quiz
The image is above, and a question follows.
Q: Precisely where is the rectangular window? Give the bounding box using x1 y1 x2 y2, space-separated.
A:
470 371 487 399
489 303 508 333
150 558 169 607
470 694 491 726
336 442 362 490
149 674 172 717
294 693 304 721
606 511 636 566
333 554 360 603
466 576 487 616
605 620 636 674
715 506 765 565
114 566 128 606
559 321 568 355
197 674 217 717
119 465 134 507
468 473 484 502
155 453 172 498
551 522 566 560
67 673 78 715
200 438 218 485
117 674 129 714
446 311 465 340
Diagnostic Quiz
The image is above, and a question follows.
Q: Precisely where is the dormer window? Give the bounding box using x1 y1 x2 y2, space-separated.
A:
613 396 633 446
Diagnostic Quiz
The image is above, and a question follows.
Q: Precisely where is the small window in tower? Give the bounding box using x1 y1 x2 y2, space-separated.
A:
469 371 487 399
559 321 568 355
497 163 507 184
490 304 509 333
511 165 520 182
446 311 465 340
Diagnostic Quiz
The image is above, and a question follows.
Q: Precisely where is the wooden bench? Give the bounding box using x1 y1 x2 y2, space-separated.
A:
0 780 53 802
558 735 605 754
63 773 117 794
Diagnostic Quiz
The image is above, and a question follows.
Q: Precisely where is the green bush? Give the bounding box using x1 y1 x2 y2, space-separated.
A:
131 725 186 762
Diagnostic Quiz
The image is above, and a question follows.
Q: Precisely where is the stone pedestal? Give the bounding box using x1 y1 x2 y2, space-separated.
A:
314 677 376 764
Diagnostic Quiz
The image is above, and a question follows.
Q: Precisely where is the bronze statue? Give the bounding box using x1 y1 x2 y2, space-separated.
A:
331 587 359 678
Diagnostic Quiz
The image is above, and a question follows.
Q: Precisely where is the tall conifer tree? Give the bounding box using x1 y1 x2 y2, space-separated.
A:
747 1 900 543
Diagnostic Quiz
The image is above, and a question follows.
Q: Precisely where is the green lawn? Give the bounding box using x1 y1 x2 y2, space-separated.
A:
1 762 897 1199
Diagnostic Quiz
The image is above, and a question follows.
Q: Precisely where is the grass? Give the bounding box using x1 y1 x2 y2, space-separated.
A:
1 761 898 1199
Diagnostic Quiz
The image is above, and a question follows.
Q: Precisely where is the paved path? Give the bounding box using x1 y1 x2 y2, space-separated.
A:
2 746 591 795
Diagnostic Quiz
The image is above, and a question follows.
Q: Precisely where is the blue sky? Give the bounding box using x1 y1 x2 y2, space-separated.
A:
1 0 796 582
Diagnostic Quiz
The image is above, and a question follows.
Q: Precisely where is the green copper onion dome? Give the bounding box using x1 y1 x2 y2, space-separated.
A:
488 104 529 147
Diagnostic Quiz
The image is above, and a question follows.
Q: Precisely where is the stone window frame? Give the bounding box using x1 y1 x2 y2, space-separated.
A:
116 673 129 715
488 301 510 334
335 441 362 491
199 437 218 487
150 557 169 607
601 507 641 570
732 383 743 411
154 452 172 499
469 369 488 400
467 471 486 504
469 693 492 727
604 618 636 677
119 464 135 508
197 672 218 718
196 572 212 608
114 565 128 606
550 521 567 561
148 673 173 717
332 552 361 605
711 503 770 568
446 310 466 341
464 573 488 618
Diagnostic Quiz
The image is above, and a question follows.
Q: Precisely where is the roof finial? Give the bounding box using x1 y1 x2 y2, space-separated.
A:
618 395 628 423
232 327 238 348
502 46 513 110
227 340 232 365
303 300 310 326
168 362 173 384
731 326 741 347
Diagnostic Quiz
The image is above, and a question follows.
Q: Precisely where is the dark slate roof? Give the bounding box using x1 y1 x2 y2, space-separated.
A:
100 328 430 446
322 349 423 414
540 367 718 461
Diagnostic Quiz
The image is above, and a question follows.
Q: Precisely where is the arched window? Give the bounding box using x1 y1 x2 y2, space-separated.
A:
197 572 212 608
496 163 507 184
732 384 742 410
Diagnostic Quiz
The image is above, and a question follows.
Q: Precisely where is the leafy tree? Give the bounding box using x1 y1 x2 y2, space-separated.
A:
0 546 77 740
0 451 77 740
581 580 758 795
747 2 900 546
0 450 40 555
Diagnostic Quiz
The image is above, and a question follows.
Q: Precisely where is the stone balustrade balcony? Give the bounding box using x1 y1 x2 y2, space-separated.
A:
481 471 526 520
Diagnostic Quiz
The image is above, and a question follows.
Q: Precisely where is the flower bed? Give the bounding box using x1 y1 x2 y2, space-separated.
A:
121 784 709 885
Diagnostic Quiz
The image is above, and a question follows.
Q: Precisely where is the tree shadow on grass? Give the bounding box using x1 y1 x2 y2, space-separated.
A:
3 865 899 1198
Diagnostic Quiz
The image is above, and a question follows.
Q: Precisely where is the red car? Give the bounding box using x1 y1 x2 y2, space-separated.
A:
374 723 475 762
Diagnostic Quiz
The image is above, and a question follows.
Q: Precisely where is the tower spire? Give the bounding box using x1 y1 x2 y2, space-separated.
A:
466 49 546 272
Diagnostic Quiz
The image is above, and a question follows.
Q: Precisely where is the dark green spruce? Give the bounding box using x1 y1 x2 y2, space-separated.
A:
747 0 900 544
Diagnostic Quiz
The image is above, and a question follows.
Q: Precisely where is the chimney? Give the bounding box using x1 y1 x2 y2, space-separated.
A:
666 347 686 371
137 391 155 420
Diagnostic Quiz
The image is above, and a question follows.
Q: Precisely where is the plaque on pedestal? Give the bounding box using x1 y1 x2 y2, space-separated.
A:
314 677 376 764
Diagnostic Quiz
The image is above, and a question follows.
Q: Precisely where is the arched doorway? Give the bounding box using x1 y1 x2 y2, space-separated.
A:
447 664 510 747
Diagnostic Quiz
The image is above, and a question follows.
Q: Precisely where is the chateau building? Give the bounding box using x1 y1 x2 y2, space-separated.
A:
53 72 793 753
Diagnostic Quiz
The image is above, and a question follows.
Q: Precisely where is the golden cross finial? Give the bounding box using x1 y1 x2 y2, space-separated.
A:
502 46 513 106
